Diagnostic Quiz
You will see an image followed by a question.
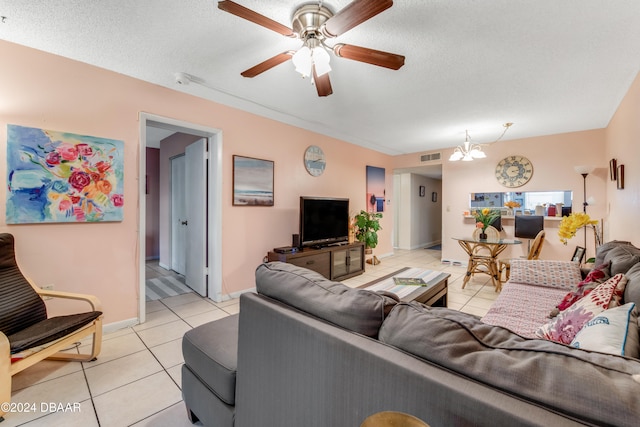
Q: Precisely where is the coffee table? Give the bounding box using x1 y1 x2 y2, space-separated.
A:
359 268 449 307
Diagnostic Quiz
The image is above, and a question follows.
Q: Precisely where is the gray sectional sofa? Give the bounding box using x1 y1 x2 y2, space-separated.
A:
182 244 640 427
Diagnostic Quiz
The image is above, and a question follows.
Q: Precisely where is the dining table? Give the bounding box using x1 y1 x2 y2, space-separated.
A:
453 236 522 290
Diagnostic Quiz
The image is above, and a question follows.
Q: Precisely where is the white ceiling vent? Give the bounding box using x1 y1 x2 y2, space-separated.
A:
421 153 441 162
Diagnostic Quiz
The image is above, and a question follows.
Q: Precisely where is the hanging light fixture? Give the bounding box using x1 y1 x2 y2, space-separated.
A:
291 36 331 78
449 123 513 162
449 130 486 161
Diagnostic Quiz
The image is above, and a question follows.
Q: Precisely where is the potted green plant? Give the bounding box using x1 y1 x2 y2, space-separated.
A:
354 210 383 265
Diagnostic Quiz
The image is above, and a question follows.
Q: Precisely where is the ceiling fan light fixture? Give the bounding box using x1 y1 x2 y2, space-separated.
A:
312 46 331 76
292 46 313 77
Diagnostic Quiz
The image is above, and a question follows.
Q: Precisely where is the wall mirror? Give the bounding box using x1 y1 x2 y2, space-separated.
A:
470 191 573 214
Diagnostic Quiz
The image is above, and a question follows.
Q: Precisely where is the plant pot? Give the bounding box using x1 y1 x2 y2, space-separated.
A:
479 232 487 240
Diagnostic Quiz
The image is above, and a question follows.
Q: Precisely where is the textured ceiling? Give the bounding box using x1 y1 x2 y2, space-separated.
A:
1 0 640 155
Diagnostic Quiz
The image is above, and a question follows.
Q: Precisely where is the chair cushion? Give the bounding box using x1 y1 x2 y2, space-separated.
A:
0 234 48 336
182 314 239 406
8 311 102 353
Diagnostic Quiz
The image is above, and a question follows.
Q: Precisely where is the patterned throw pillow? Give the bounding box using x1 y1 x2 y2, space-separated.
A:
535 274 628 344
508 260 583 289
553 262 611 314
570 303 639 358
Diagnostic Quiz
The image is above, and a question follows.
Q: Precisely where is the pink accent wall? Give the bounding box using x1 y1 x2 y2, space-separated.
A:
0 40 394 325
606 71 640 245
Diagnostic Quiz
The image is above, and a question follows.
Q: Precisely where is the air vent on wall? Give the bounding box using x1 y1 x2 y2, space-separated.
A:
421 153 441 162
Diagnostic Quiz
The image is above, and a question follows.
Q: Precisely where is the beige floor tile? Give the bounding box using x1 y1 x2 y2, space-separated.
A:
5 372 91 426
150 338 184 370
133 307 180 332
183 309 230 328
129 401 195 427
18 398 98 427
160 293 205 308
80 332 147 368
84 350 163 396
93 372 182 427
169 299 219 318
11 359 83 391
166 365 183 390
136 319 192 348
221 301 240 315
464 296 497 310
146 299 166 314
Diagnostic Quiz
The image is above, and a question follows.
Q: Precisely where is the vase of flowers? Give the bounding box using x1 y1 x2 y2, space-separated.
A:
504 200 521 216
474 208 500 239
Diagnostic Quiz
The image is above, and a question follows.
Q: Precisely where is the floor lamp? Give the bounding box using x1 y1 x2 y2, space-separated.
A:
574 165 595 253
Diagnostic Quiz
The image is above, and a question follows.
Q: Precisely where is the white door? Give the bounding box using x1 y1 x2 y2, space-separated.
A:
171 155 187 275
185 139 208 296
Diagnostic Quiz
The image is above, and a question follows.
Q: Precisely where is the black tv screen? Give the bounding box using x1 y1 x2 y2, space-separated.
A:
300 197 349 248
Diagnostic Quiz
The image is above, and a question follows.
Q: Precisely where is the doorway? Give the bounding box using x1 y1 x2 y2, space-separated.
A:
139 113 223 324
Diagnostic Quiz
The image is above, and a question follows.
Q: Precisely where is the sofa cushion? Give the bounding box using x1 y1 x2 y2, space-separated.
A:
380 302 640 427
554 262 610 313
605 245 640 276
624 262 640 307
535 274 627 344
507 259 582 289
182 314 239 405
594 241 636 270
481 281 567 338
255 262 397 337
570 303 639 358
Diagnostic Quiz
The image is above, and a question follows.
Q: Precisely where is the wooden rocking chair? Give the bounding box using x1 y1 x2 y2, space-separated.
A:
0 233 102 421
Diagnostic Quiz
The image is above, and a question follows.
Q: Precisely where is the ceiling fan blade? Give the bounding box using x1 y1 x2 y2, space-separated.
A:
240 52 293 78
313 66 333 97
322 0 393 37
334 43 405 70
218 1 295 37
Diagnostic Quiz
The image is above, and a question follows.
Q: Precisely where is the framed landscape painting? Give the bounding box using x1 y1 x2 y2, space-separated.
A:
6 124 124 224
232 155 274 206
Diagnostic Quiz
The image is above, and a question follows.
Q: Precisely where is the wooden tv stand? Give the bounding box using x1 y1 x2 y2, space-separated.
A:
267 242 365 281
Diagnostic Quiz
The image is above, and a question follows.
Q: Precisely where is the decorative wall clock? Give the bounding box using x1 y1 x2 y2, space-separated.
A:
495 155 533 188
304 145 326 177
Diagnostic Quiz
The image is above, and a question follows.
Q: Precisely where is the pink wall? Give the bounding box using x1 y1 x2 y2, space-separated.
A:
0 40 394 325
605 71 640 246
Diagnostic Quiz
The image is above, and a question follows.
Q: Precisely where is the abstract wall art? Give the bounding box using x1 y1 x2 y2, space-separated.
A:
6 124 125 223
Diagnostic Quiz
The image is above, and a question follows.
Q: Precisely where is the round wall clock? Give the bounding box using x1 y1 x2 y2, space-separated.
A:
495 155 533 188
304 145 326 177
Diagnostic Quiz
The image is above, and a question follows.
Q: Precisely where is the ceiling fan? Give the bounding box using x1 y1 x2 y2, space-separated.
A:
218 0 405 96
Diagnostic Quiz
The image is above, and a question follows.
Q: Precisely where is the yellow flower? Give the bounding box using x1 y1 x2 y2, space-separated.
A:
557 212 598 245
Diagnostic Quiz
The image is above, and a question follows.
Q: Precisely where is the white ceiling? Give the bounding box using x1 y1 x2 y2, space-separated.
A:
2 0 640 156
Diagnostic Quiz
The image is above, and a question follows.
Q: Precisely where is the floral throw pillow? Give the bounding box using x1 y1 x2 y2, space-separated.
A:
535 274 628 344
570 303 639 358
553 262 611 314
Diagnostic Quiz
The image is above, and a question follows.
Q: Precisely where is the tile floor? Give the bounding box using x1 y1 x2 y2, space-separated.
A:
6 248 498 426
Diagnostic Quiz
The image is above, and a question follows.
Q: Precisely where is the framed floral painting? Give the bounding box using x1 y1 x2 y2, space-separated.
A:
6 124 124 223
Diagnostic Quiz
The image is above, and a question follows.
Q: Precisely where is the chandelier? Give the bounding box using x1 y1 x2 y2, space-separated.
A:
449 123 513 162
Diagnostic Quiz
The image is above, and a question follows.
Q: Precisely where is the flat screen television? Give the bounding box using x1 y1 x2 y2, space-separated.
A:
299 197 349 248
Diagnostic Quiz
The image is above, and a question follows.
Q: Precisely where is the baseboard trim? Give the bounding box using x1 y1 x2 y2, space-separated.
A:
103 318 139 334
